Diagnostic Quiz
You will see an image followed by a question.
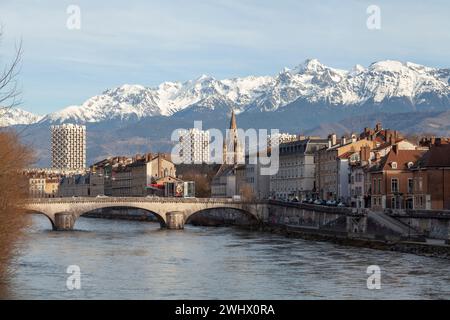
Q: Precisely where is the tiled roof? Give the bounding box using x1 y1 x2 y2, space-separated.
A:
416 144 450 168
337 151 356 159
378 149 425 171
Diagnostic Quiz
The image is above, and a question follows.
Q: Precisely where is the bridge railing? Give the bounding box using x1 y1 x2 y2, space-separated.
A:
25 197 266 205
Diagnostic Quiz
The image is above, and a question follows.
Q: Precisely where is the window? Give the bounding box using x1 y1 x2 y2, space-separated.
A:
378 178 381 194
407 178 413 194
391 162 397 169
391 178 399 193
391 197 397 209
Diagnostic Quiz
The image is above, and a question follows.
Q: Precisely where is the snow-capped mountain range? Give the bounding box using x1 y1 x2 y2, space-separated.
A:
0 108 43 127
3 58 449 126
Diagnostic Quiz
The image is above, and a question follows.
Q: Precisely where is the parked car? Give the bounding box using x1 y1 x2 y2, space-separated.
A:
326 200 337 206
313 199 322 205
291 197 299 202
337 202 347 207
96 194 109 198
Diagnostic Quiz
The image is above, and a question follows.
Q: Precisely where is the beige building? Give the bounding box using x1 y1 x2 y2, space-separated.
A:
270 137 328 200
111 153 176 197
26 169 65 198
44 178 60 198
245 153 271 200
315 134 376 200
211 165 237 198
29 178 46 198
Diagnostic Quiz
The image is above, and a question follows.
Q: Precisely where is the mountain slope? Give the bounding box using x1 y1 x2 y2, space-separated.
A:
25 58 449 125
0 108 42 127
3 58 449 167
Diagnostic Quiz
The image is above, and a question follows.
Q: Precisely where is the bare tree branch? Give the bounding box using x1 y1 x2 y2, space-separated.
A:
0 28 23 120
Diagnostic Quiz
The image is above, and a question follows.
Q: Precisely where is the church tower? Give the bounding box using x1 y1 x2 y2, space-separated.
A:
223 109 244 164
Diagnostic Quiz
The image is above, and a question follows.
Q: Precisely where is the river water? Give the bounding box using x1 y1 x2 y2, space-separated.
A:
5 215 450 299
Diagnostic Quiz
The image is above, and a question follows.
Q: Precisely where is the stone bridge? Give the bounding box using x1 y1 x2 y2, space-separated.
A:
24 197 265 230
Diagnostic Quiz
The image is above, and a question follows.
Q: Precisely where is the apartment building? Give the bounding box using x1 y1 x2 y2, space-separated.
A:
315 134 376 201
177 128 210 164
412 140 450 210
270 137 328 200
369 145 425 210
51 124 86 170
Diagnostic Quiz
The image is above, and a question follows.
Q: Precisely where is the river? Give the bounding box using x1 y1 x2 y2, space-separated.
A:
4 215 450 299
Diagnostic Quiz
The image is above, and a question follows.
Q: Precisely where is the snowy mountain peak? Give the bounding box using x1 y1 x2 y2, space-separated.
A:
0 108 42 127
302 58 325 72
5 59 449 126
351 64 366 75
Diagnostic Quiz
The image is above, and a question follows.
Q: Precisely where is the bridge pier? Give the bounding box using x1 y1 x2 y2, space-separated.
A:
54 212 76 231
165 211 185 230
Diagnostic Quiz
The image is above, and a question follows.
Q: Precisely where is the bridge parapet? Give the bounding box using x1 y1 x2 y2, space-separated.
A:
24 197 264 231
24 197 366 232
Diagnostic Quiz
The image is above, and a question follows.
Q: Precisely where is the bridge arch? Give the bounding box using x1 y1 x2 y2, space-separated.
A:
24 209 56 230
185 206 260 226
77 205 166 227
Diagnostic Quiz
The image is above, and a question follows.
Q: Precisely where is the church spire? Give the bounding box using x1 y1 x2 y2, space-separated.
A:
229 109 237 130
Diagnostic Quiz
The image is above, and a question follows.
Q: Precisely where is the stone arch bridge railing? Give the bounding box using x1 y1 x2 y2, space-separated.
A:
24 197 265 231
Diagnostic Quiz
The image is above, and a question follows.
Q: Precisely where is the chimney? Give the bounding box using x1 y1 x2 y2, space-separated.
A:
328 133 337 146
341 136 346 145
388 133 394 145
392 144 398 154
360 146 370 162
351 133 357 143
435 137 442 146
375 122 382 132
158 153 162 177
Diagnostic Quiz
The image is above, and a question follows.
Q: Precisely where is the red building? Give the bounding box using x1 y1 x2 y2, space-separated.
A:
412 140 450 210
369 145 425 210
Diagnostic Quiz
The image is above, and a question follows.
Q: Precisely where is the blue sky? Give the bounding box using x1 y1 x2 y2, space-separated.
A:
0 0 449 115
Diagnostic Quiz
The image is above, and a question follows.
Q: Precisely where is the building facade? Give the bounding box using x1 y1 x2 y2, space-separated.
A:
58 172 105 197
245 154 271 200
270 137 328 200
369 146 425 210
177 128 210 164
412 141 450 210
51 124 86 170
315 134 376 201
